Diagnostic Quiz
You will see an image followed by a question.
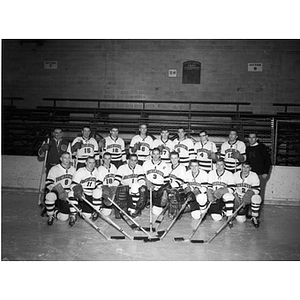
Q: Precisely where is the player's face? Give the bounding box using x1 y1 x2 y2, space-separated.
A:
139 125 147 135
170 154 179 166
85 158 96 171
129 157 138 168
152 150 161 161
229 131 237 142
103 155 111 165
199 132 208 142
216 161 225 172
82 128 91 139
53 129 63 140
60 154 70 166
190 162 199 173
178 129 185 139
161 130 169 140
110 128 118 138
242 164 251 176
248 134 258 146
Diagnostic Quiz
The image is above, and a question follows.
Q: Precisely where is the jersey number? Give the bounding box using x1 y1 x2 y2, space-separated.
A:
84 148 92 154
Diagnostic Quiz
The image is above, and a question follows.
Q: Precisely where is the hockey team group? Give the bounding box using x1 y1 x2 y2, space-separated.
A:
38 123 271 241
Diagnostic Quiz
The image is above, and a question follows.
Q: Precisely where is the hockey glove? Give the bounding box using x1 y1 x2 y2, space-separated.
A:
98 138 106 149
213 187 229 199
52 183 68 201
72 184 84 201
184 186 192 194
132 142 141 153
71 141 82 152
242 189 255 204
207 189 215 203
41 143 50 152
193 187 201 196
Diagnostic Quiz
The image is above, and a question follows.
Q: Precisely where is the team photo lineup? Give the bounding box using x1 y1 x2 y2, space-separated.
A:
38 123 271 242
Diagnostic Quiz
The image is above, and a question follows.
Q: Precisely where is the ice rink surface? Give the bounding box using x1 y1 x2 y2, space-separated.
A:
2 190 300 261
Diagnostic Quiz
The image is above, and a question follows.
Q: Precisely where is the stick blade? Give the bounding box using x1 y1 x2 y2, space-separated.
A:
110 236 126 240
133 236 148 241
143 237 160 243
173 237 186 242
190 239 206 243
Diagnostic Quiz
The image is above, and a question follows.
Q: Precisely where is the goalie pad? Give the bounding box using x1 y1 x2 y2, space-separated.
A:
152 182 171 207
114 185 129 218
207 189 215 203
52 183 68 201
242 189 255 204
72 184 84 201
185 191 196 203
168 188 182 220
102 185 115 207
131 185 148 217
213 187 229 200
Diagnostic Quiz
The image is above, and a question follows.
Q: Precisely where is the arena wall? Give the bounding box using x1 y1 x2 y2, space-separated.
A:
1 155 300 205
3 40 300 114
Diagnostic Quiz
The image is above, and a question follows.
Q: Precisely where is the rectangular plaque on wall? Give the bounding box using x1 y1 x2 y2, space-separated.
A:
182 61 201 84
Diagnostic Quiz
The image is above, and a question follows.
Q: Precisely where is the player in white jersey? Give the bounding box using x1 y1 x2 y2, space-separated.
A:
220 129 246 173
44 152 76 226
182 160 209 219
143 147 171 216
207 158 235 223
232 161 262 227
69 156 101 226
102 126 126 168
173 127 196 167
194 130 218 172
112 154 147 218
71 126 100 170
152 127 174 164
97 152 118 216
129 123 153 165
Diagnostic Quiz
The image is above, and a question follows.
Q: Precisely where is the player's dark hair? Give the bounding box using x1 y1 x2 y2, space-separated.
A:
215 158 225 164
170 151 179 158
53 127 63 133
103 152 111 158
199 130 208 136
60 151 70 157
110 125 118 131
152 147 161 154
161 127 169 132
242 161 252 168
129 153 138 160
82 125 91 130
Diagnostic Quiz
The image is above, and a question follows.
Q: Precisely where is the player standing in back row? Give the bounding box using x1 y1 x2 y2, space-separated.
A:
173 127 195 168
220 129 246 173
129 123 153 165
152 127 174 164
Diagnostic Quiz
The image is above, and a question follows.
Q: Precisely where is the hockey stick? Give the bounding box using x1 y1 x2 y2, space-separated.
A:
174 201 212 242
80 194 133 240
38 137 50 206
105 196 155 241
144 198 190 242
202 202 245 244
66 198 111 240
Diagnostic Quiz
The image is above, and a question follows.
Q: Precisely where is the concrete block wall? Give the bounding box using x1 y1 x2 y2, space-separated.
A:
3 39 300 114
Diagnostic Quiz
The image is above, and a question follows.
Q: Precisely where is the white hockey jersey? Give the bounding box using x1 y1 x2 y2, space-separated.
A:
46 164 76 192
130 135 153 162
97 164 117 186
152 138 174 164
143 159 170 190
183 169 208 190
194 140 218 172
207 169 235 192
233 170 260 198
169 164 186 188
104 136 126 163
71 136 99 166
113 163 146 187
173 138 196 167
220 140 246 172
71 167 101 196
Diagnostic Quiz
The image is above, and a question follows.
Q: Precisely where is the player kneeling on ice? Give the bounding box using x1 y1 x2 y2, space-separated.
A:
206 159 235 225
69 156 101 226
232 161 262 228
182 160 209 219
112 154 148 218
44 152 76 226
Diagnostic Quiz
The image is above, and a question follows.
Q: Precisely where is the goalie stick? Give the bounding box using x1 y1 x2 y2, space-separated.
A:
173 202 212 243
80 194 134 240
38 137 50 206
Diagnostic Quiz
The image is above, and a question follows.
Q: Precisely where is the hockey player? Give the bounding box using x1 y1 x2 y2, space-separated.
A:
143 147 170 216
97 152 117 216
173 127 196 168
69 156 101 226
182 160 209 219
194 130 218 172
38 127 71 174
207 158 235 223
129 123 153 165
232 161 262 227
152 127 174 164
220 129 246 173
101 126 126 168
112 154 147 218
71 126 100 170
44 152 76 226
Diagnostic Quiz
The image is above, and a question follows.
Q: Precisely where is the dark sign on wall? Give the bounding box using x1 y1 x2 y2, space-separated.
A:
182 60 201 84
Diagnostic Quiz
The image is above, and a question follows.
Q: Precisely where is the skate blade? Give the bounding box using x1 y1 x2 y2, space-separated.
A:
190 239 206 243
133 236 149 241
110 236 126 240
143 237 160 243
